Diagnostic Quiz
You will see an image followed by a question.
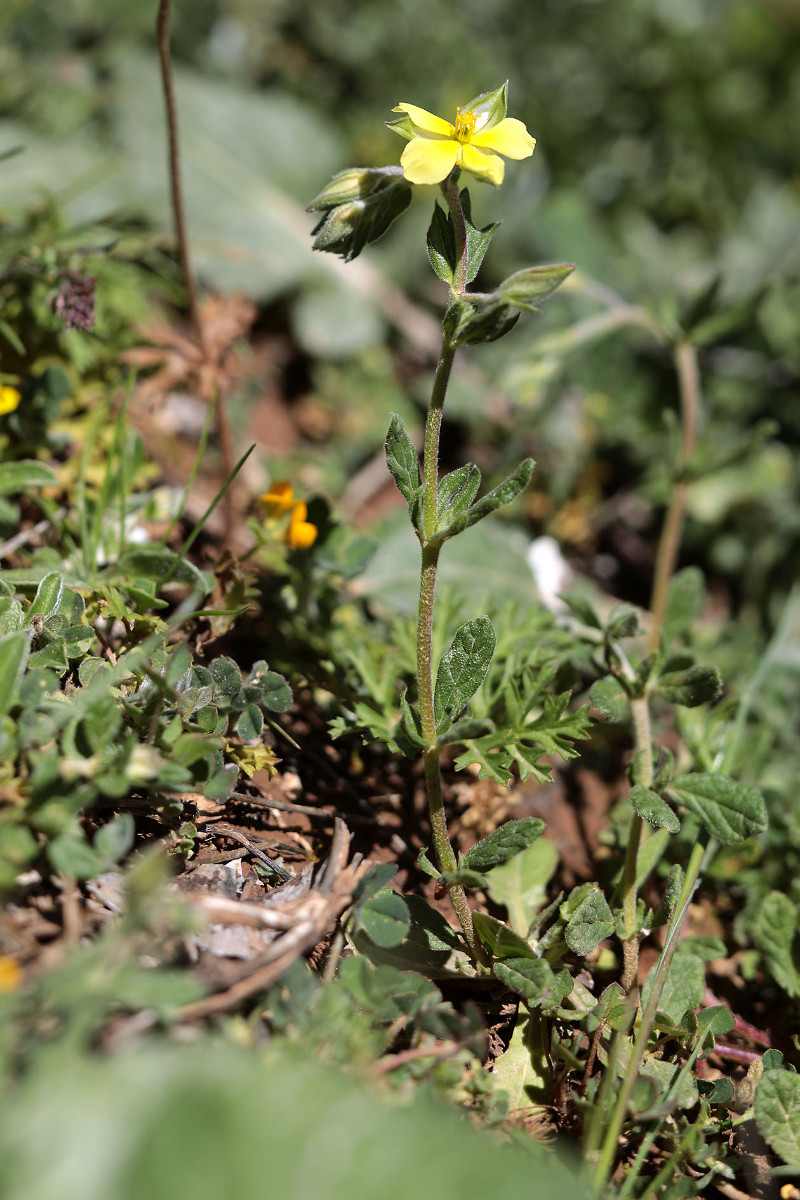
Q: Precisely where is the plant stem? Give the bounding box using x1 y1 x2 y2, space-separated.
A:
620 696 653 993
647 339 701 654
619 339 701 991
592 837 711 1193
156 0 204 351
413 171 484 961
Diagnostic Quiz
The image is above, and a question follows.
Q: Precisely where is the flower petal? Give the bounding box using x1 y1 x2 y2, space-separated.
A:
471 117 536 160
261 481 295 514
460 144 505 186
0 386 21 416
400 137 460 185
393 103 454 139
287 503 318 549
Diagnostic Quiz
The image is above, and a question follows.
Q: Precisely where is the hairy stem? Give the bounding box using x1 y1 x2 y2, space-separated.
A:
593 838 710 1193
619 339 701 993
648 339 701 654
620 695 653 993
156 0 203 351
414 171 485 961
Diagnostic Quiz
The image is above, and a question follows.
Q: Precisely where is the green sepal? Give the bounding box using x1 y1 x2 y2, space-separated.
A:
498 264 574 313
308 167 412 262
629 784 681 834
444 294 519 347
460 82 508 130
384 413 422 527
434 616 495 733
436 458 534 540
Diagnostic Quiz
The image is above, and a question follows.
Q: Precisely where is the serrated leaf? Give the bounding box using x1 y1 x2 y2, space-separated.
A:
665 773 767 844
437 459 534 540
472 912 535 960
657 663 723 708
629 785 681 834
564 889 614 956
754 892 800 998
589 675 629 723
434 616 495 733
755 1070 800 1167
384 413 421 508
462 818 544 873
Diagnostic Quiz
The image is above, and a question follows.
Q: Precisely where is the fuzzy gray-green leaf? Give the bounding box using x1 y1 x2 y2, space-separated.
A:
754 892 800 998
437 459 534 539
665 773 767 844
434 616 495 733
385 413 421 509
461 817 545 873
629 785 681 834
755 1070 800 1167
564 889 614 956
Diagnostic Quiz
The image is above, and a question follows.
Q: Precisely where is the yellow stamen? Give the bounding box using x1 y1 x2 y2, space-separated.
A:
454 108 477 143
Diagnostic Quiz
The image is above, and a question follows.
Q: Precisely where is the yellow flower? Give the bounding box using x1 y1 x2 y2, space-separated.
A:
260 480 296 515
287 500 318 550
390 97 535 187
0 955 22 993
261 481 318 549
0 385 21 416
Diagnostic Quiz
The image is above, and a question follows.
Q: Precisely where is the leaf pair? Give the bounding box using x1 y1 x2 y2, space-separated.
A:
384 413 534 543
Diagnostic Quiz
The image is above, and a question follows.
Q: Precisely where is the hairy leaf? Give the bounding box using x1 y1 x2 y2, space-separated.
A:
434 617 496 733
461 817 544 873
666 773 767 844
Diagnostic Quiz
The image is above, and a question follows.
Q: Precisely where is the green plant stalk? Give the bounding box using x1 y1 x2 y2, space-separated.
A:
647 339 701 655
619 339 701 992
413 169 482 960
592 836 711 1192
621 696 653 993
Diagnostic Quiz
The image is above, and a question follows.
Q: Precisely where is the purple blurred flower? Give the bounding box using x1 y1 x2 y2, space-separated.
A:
53 270 97 331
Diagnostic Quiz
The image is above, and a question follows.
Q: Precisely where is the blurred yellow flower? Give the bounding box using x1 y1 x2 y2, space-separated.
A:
261 481 318 549
0 385 21 416
0 955 22 993
391 102 535 187
260 480 296 515
287 500 318 550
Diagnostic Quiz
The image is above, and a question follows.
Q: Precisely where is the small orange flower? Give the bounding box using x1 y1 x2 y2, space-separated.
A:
261 481 318 549
287 500 318 549
260 480 296 515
